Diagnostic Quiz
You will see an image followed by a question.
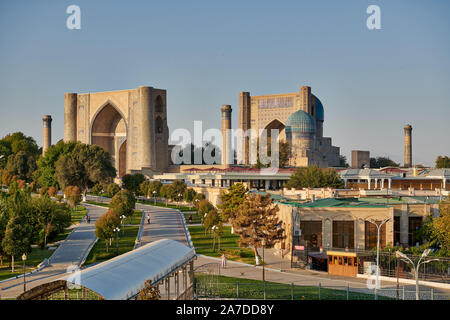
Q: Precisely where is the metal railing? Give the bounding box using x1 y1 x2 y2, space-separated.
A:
194 281 450 300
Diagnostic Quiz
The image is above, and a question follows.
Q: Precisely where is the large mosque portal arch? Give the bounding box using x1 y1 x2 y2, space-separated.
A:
91 103 127 177
264 119 286 143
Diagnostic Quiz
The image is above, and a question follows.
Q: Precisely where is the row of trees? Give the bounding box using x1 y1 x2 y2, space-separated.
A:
94 190 136 252
0 136 117 203
195 183 285 264
0 183 72 271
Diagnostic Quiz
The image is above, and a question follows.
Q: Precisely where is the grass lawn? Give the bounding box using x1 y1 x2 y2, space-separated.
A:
70 205 88 223
137 199 195 212
84 200 109 208
0 248 54 281
184 212 201 224
82 225 140 266
188 225 256 265
194 274 393 300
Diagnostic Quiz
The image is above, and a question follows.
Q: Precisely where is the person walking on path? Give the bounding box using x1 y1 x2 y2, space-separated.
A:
221 253 227 269
87 214 90 224
147 213 151 224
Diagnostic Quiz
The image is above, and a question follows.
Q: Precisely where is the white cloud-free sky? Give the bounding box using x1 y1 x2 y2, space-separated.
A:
0 0 449 166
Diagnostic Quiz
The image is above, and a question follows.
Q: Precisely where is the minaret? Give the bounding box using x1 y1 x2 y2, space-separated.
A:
64 92 77 142
238 92 251 165
404 124 412 167
221 105 232 166
42 115 52 154
299 86 312 114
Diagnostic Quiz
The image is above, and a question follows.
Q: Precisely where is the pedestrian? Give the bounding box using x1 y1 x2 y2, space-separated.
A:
221 253 227 269
188 215 193 224
87 215 90 224
147 213 151 224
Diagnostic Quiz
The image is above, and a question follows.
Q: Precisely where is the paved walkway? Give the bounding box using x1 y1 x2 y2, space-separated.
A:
194 255 450 300
136 203 189 247
0 204 107 299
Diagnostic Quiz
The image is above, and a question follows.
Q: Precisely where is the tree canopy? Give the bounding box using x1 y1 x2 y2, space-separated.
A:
233 193 285 263
55 143 116 197
37 140 77 188
110 190 136 218
435 156 450 168
433 202 450 250
95 209 121 252
218 183 248 222
121 173 146 195
370 157 400 168
286 166 344 189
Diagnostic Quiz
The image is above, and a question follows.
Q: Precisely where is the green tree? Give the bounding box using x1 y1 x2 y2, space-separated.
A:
91 183 104 196
148 181 163 197
432 202 450 250
197 199 215 221
435 156 450 168
203 209 223 251
32 194 56 247
110 190 136 219
339 155 349 168
121 173 146 195
370 157 400 168
95 209 121 252
233 193 285 265
36 140 77 188
159 184 172 205
55 143 116 200
2 213 32 272
66 186 81 209
183 188 197 203
218 183 248 222
0 198 9 266
286 166 344 189
278 140 290 168
0 132 40 170
105 183 121 198
170 180 187 200
5 151 37 182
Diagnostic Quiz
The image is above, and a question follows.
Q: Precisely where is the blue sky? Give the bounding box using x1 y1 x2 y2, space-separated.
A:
0 0 449 166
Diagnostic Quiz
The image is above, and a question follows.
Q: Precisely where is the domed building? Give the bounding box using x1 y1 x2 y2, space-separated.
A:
237 86 340 167
285 109 317 167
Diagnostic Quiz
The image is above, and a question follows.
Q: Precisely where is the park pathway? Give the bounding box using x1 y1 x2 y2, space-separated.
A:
136 203 189 247
0 204 107 299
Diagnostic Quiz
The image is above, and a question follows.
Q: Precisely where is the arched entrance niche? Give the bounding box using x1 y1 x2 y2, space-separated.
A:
91 103 127 177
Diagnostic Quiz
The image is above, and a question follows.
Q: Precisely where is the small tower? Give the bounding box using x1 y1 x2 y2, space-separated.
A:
42 115 52 155
404 124 412 167
221 105 232 165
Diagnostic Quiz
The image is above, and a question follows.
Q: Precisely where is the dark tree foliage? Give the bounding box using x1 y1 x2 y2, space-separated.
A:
436 156 450 168
55 143 116 198
121 173 146 195
286 166 344 189
370 157 400 168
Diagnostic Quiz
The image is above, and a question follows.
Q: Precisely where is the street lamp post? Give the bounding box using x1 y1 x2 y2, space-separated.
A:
114 227 120 255
212 225 217 251
22 253 27 292
153 190 157 205
120 215 126 235
365 218 390 291
262 239 266 300
178 193 182 207
396 249 439 300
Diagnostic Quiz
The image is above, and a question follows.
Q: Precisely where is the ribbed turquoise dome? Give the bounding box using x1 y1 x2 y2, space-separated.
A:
314 96 324 121
285 110 316 133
